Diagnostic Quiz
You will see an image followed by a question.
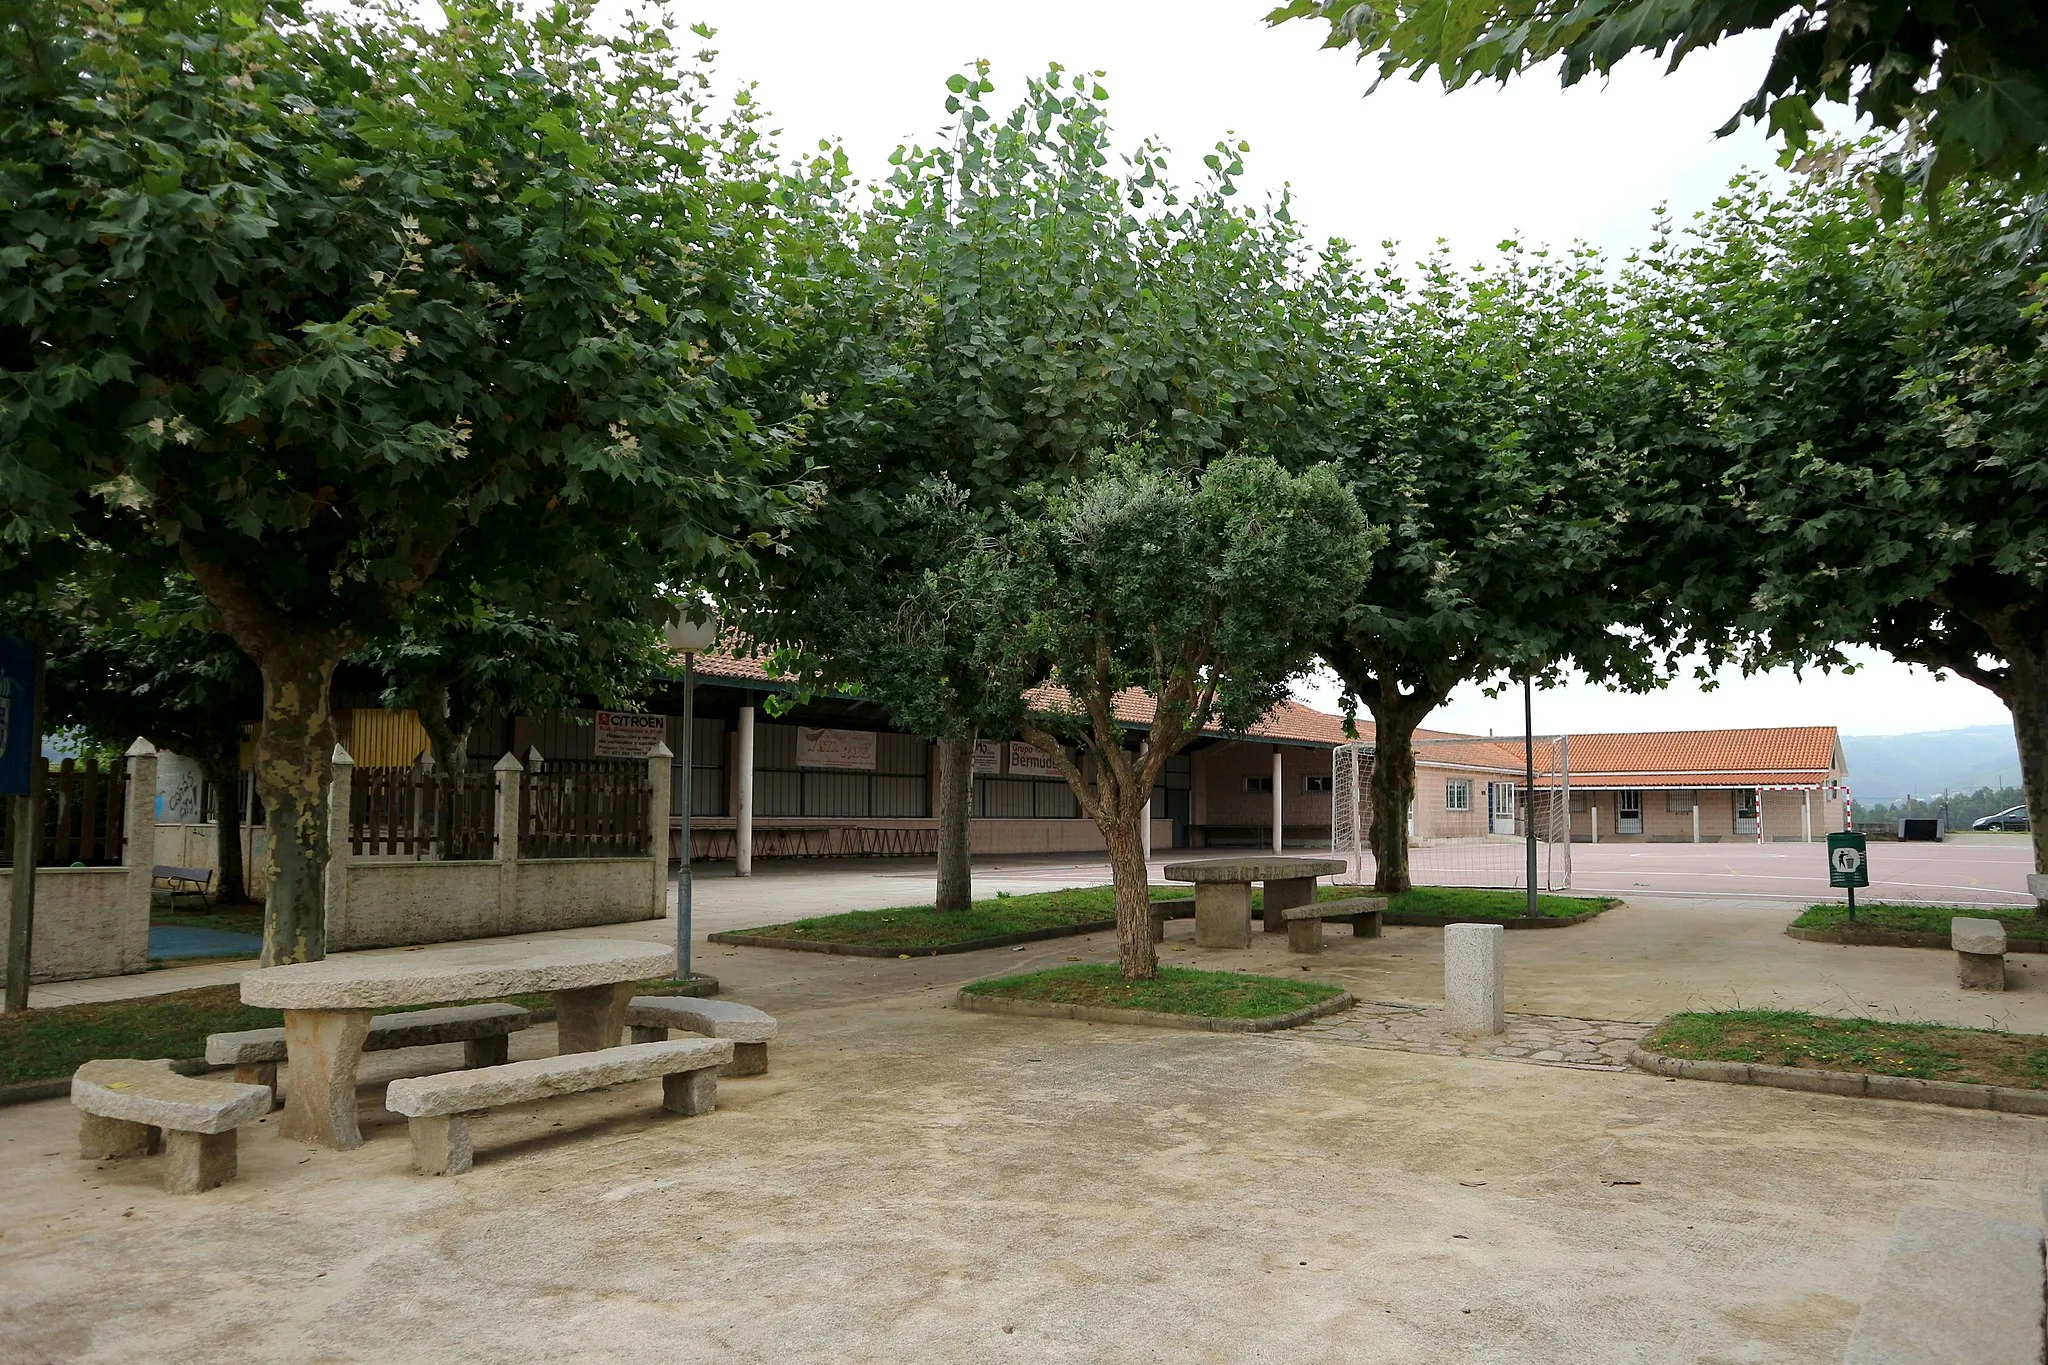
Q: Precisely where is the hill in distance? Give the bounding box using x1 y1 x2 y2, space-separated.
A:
1841 724 2021 803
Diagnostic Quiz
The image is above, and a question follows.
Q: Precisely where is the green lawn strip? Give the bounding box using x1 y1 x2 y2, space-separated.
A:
1328 885 1616 921
1 977 699 1087
151 903 266 936
962 963 1344 1019
729 885 1193 948
1644 1009 2048 1089
1791 902 2046 936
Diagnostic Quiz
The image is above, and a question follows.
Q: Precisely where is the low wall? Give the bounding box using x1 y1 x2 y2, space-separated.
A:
153 822 271 899
327 856 662 951
0 865 150 982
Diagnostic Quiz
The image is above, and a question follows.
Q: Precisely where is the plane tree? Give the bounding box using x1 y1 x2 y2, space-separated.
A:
0 0 800 962
1316 245 1672 892
1628 163 2048 906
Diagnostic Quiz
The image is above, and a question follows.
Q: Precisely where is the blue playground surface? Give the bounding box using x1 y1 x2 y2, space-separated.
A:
148 925 262 960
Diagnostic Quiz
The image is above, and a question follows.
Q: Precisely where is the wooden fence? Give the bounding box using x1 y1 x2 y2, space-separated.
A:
0 759 127 868
520 764 650 859
349 767 496 859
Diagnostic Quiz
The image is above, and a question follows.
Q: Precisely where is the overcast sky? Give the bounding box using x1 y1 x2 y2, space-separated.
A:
668 0 2014 742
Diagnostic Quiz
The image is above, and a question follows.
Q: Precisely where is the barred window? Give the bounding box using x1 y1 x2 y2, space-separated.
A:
1446 779 1472 812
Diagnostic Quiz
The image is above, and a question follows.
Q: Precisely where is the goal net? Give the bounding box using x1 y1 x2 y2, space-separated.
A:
1332 736 1572 891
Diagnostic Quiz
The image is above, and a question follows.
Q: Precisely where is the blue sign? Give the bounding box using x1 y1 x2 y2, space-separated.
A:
0 634 37 797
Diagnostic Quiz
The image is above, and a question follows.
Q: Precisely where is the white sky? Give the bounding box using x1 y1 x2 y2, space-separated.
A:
666 0 2012 742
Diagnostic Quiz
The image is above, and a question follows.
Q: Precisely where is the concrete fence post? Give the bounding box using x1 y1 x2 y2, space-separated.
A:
493 752 523 935
647 742 673 920
323 745 353 945
121 739 158 975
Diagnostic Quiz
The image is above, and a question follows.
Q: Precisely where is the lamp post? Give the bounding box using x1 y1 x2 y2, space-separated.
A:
664 613 720 982
1523 675 1538 919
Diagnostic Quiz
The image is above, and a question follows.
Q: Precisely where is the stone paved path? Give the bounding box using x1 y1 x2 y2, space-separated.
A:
1284 1000 1653 1071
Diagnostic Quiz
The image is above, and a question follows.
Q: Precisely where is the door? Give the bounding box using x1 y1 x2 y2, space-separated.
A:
1616 789 1644 835
1488 782 1518 834
1735 789 1758 836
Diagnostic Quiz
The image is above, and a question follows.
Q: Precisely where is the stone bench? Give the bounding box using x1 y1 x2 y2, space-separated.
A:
626 997 776 1076
1843 1204 2045 1363
384 1038 732 1176
1317 896 1388 939
72 1059 273 1195
1952 917 2007 991
207 1002 532 1108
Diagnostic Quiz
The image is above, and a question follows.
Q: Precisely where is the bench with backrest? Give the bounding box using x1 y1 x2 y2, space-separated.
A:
383 1038 732 1175
152 865 214 895
626 997 777 1076
207 1002 531 1109
72 1059 273 1194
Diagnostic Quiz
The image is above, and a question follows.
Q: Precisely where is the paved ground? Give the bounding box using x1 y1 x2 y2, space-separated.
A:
1290 1002 1653 1069
7 860 2048 1361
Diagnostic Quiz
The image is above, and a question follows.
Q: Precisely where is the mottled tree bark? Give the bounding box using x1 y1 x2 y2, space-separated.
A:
2002 655 2048 914
250 642 342 965
1366 712 1419 895
1100 811 1155 980
935 736 973 911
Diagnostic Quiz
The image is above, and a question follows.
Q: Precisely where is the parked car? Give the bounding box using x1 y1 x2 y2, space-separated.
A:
1972 805 2032 832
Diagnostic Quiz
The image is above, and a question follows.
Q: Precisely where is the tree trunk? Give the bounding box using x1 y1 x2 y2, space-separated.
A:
416 679 470 861
935 735 973 911
1366 707 1419 895
1100 805 1157 980
251 644 343 965
200 751 248 905
2004 654 2048 915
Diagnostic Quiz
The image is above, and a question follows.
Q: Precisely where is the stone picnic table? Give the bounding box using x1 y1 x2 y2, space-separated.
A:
240 938 671 1150
1160 857 1349 949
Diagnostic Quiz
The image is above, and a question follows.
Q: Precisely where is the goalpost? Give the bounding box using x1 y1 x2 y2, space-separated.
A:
1332 736 1572 891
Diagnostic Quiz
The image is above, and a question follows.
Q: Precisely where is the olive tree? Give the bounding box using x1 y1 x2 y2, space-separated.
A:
950 455 1377 980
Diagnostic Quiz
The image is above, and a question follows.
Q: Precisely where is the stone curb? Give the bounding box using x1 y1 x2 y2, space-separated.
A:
1785 924 2048 953
709 908 1195 958
1384 909 1608 931
952 987 1356 1034
1627 1045 2048 1116
0 977 718 1109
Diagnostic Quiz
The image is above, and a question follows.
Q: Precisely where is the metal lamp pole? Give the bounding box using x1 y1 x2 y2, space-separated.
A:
677 649 695 983
1523 675 1538 918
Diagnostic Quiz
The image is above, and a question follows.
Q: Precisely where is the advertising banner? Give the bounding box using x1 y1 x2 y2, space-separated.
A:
593 710 668 759
1007 741 1059 777
971 738 1002 775
797 727 878 771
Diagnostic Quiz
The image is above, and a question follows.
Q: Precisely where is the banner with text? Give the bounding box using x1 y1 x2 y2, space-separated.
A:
971 738 1002 775
1007 741 1060 777
594 711 667 758
798 727 878 771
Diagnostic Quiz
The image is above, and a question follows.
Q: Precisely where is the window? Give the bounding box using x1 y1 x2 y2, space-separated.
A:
1446 779 1472 812
1667 790 1696 813
1304 774 1331 794
1244 775 1274 794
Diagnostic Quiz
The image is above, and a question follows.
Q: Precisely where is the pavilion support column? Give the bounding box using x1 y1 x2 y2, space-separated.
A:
1271 749 1284 854
1802 791 1812 843
1691 801 1700 844
1141 795 1152 864
735 706 754 877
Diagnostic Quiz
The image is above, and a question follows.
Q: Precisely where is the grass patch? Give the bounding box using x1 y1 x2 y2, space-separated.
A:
1644 1009 2048 1089
1341 885 1615 921
732 885 1192 949
962 963 1344 1019
0 985 280 1088
151 901 265 937
1791 902 2046 936
0 976 705 1087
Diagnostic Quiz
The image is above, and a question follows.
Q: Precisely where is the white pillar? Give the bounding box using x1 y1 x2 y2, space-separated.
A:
1271 749 1284 853
1444 923 1505 1035
1691 800 1700 844
1590 801 1599 844
646 742 672 920
1756 787 1765 845
1141 794 1153 864
735 706 755 876
1802 791 1812 843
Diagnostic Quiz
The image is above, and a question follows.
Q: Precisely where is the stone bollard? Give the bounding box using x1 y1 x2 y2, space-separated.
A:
1444 923 1505 1035
1953 917 2008 991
